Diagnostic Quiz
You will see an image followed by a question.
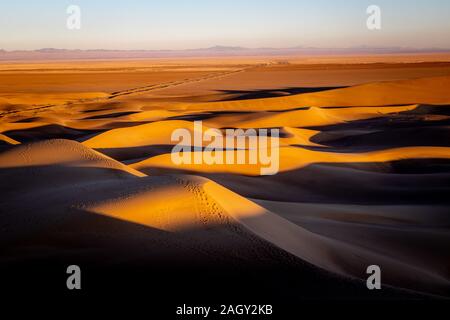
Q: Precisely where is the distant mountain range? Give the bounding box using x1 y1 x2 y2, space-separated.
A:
1 46 449 61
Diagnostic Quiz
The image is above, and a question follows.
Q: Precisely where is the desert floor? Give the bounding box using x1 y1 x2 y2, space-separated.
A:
1 55 450 302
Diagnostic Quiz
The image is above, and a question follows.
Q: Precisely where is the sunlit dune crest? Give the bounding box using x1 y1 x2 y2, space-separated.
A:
0 139 146 177
89 175 264 232
131 146 450 176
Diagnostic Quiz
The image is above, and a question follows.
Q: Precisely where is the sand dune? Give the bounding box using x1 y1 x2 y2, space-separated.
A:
1 59 450 298
1 139 448 295
82 120 205 149
0 133 19 145
131 146 450 176
0 139 145 176
205 180 450 295
201 105 419 128
178 75 450 111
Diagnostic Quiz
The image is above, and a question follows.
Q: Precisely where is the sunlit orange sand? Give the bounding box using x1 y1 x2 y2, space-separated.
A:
1 57 450 297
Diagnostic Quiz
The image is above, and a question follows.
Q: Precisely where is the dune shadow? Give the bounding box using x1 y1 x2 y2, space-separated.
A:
217 86 348 102
95 144 176 163
140 158 450 205
301 126 450 153
299 104 450 152
168 110 254 121
4 124 102 143
405 104 450 116
3 122 156 143
307 104 450 133
2 204 419 300
82 111 140 120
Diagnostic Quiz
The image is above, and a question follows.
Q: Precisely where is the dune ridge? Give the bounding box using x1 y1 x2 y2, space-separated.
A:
131 146 450 176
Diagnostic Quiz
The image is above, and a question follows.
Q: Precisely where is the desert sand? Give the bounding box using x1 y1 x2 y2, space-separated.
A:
1 55 450 299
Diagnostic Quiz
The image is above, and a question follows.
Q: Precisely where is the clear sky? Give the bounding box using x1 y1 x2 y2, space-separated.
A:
1 0 450 50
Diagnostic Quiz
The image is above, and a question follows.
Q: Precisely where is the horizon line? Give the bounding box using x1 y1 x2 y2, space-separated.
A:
3 45 450 52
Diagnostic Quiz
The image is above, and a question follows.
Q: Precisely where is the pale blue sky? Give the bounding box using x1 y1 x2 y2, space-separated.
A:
1 0 450 50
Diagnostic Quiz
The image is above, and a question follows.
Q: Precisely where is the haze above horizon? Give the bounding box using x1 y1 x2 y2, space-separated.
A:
1 0 450 51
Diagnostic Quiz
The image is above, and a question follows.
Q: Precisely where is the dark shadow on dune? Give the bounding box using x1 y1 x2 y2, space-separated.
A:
1 206 422 301
297 104 450 152
0 141 16 149
217 86 348 102
95 144 176 163
266 106 311 112
12 117 42 123
318 103 416 109
0 165 138 201
405 104 450 116
3 122 156 143
266 104 416 113
301 126 450 153
307 104 450 132
168 110 254 121
141 158 450 205
79 102 124 113
4 124 102 142
82 111 140 120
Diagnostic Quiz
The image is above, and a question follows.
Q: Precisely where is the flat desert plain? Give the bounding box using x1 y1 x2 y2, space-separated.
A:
1 54 450 300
